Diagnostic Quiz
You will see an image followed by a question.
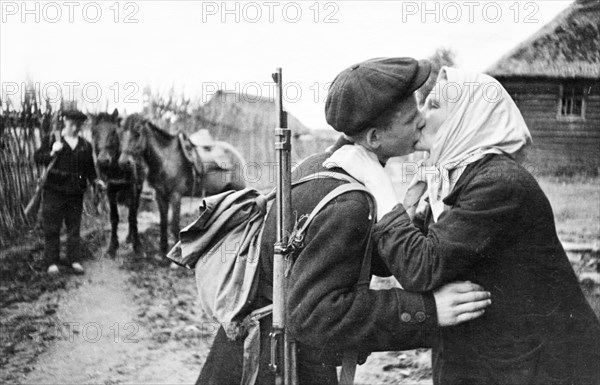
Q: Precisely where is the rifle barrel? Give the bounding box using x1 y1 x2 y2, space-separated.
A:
271 67 297 385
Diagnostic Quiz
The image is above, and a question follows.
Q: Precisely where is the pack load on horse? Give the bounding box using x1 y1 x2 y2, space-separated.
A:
118 114 247 254
188 129 248 196
90 109 145 256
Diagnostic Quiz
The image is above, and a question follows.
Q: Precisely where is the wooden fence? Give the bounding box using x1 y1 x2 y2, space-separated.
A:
0 98 53 245
0 98 101 248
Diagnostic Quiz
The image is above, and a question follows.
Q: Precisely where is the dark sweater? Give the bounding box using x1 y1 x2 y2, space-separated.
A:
34 134 97 195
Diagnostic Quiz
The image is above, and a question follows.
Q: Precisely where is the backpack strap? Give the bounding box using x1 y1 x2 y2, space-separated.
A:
267 171 376 294
287 182 376 385
294 170 359 185
264 171 360 200
289 181 376 291
340 187 376 385
293 182 373 242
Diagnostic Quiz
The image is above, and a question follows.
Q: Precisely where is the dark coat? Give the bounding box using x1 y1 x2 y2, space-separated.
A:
199 152 439 384
34 134 97 195
373 154 600 385
259 153 437 356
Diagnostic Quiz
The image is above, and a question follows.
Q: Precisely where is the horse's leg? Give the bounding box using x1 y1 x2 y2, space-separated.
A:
170 193 182 247
167 193 182 269
156 193 170 254
129 184 142 255
107 185 119 257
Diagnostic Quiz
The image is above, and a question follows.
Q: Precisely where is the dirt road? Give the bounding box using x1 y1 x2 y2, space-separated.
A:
0 201 208 384
20 216 207 384
17 258 430 385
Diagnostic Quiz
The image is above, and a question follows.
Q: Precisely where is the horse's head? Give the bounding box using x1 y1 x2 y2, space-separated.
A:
90 109 121 171
118 113 147 171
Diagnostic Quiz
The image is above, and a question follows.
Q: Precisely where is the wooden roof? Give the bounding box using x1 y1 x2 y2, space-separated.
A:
487 0 600 79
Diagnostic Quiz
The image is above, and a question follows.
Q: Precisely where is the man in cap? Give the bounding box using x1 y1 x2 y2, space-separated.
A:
34 109 105 275
196 58 491 385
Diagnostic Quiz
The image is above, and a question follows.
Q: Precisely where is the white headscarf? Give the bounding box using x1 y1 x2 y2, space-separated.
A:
405 67 532 222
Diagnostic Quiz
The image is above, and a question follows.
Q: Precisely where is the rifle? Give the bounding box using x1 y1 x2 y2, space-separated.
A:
23 112 62 218
270 68 298 385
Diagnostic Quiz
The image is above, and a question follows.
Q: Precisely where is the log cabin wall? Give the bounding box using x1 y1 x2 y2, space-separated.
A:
497 77 600 175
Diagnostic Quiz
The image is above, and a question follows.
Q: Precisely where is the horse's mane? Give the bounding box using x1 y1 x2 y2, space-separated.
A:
122 113 145 131
93 112 121 125
123 113 175 144
147 121 175 142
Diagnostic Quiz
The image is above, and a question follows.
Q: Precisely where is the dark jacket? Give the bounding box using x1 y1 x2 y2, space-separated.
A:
34 134 97 195
373 154 600 385
256 152 438 363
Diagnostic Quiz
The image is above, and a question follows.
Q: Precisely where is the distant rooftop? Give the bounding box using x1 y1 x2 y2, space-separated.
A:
487 0 600 79
196 90 311 134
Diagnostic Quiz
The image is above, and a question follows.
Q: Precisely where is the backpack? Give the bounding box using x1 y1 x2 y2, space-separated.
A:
167 171 376 332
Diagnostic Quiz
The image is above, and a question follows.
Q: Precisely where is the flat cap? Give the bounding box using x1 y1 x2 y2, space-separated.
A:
325 57 431 135
62 109 88 124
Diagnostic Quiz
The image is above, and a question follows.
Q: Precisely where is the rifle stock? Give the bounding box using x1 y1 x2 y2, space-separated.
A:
270 68 298 385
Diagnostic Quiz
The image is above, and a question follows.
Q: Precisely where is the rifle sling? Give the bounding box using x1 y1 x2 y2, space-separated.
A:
258 171 370 303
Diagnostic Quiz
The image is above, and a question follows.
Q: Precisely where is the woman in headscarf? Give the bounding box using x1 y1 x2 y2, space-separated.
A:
326 67 600 385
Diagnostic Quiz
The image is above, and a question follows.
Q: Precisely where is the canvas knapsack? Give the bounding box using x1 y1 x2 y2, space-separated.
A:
167 170 375 329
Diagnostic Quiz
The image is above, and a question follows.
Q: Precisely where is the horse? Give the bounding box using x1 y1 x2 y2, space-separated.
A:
118 114 246 254
90 109 145 256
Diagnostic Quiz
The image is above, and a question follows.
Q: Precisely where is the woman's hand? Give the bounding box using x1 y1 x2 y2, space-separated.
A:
433 281 491 327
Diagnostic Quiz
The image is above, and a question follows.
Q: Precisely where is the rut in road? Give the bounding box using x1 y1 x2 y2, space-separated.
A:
22 209 205 385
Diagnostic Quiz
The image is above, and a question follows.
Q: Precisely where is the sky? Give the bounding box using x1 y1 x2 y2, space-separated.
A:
1 0 572 129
